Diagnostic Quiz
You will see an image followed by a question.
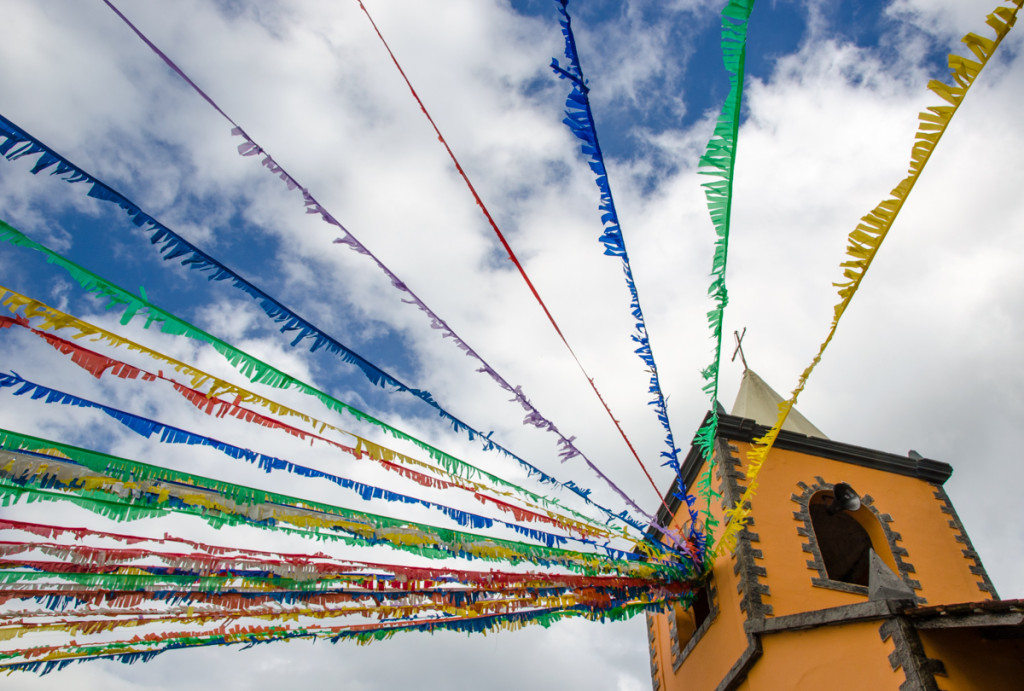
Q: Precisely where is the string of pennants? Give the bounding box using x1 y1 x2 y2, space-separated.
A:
0 0 1018 673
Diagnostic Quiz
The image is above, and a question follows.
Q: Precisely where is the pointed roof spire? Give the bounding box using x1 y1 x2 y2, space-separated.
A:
730 369 828 439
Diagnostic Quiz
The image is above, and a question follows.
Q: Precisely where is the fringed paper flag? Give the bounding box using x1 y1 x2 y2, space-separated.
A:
96 0 676 554
693 0 756 563
713 0 1022 558
0 597 674 673
0 221 661 544
0 124 658 540
0 520 686 595
0 298 626 544
0 128 510 464
0 370 643 553
0 295 621 541
550 0 700 559
0 442 692 580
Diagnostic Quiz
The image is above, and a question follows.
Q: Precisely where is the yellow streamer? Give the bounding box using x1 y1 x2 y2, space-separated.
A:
713 0 1021 558
0 287 623 544
0 450 669 578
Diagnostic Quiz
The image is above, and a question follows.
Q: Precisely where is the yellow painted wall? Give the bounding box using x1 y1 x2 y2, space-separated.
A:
919 628 1024 690
746 620 902 690
649 431 998 690
651 446 753 690
664 553 752 689
729 440 988 617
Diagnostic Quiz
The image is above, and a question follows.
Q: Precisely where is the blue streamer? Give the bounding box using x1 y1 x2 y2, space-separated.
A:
550 0 699 538
0 113 660 542
0 371 664 558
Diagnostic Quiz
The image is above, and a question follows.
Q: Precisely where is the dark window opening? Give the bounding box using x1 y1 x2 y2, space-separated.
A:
809 495 872 586
674 584 712 645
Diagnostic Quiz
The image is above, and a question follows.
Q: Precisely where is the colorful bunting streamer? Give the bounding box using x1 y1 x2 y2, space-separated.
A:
3 0 1000 672
0 372 549 552
0 221 659 544
0 520 677 594
0 114 658 535
0 303 628 545
0 120 516 474
0 369 658 556
98 0 678 542
352 0 681 513
0 442 691 579
0 596 669 674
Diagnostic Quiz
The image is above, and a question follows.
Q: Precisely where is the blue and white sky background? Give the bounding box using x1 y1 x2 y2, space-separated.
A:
0 0 1022 689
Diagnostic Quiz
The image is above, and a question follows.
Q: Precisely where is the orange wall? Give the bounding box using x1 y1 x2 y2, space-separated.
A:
747 620 902 690
729 440 988 616
919 628 1024 690
648 606 673 690
663 553 753 689
652 450 752 690
649 432 997 690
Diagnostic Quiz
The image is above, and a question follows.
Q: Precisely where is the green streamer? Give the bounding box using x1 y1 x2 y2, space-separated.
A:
694 0 755 564
0 219 617 537
0 569 342 593
0 433 689 579
0 478 386 550
0 477 620 578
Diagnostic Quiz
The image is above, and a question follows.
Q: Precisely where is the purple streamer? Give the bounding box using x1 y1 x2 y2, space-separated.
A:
96 0 705 560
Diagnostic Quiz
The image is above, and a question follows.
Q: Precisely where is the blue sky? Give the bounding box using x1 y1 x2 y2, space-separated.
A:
1 0 1022 689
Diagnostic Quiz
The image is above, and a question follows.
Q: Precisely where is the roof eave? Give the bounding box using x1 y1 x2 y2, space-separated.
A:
648 411 954 536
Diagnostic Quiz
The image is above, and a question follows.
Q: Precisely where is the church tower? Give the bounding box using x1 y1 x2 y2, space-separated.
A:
646 370 1022 690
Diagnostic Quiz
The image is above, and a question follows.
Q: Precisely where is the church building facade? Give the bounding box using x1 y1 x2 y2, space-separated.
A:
647 370 1023 690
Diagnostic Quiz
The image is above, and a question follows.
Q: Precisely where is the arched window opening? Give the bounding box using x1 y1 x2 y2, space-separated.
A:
809 491 877 586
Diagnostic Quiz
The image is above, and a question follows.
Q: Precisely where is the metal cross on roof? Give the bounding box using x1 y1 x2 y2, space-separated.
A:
731 328 748 372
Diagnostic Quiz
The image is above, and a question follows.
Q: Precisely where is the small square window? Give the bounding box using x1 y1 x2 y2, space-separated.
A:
672 581 714 668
